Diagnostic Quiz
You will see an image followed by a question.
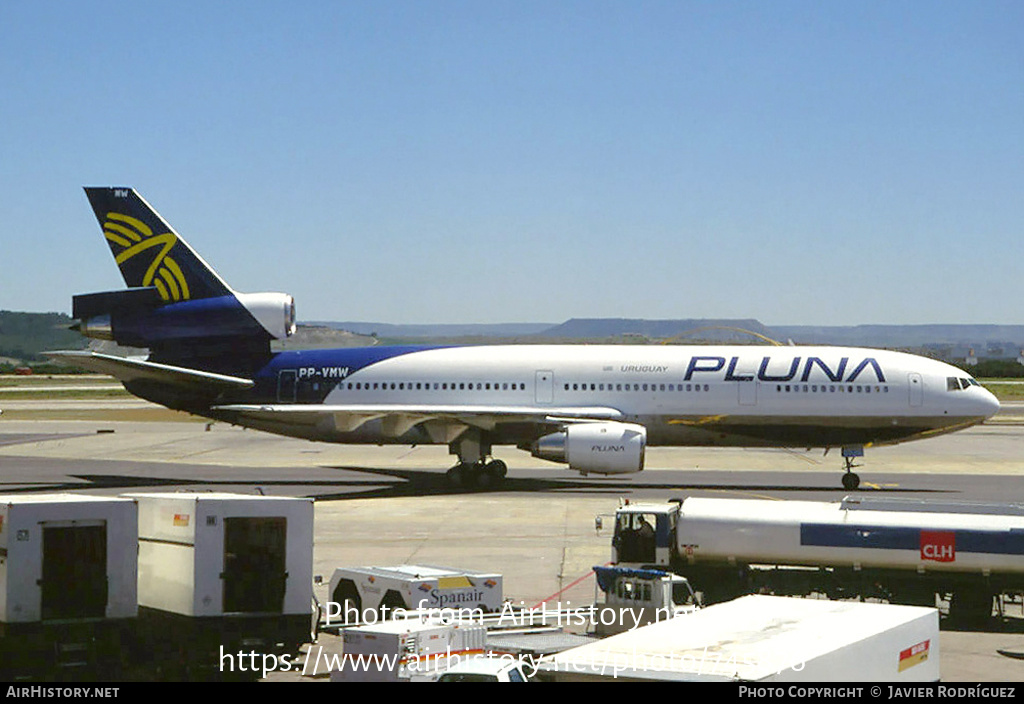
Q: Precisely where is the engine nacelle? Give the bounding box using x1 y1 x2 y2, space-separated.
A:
235 292 296 340
532 421 646 475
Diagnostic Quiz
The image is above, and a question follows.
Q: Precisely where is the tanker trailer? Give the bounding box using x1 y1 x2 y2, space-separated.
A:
611 496 1024 623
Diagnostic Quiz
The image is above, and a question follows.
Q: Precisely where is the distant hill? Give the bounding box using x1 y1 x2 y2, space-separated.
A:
0 311 86 362
6 307 1024 363
314 321 555 338
772 325 1024 349
537 318 772 342
274 325 378 349
316 318 1024 353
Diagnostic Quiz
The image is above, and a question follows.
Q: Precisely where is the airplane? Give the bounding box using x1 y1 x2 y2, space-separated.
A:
48 187 1001 491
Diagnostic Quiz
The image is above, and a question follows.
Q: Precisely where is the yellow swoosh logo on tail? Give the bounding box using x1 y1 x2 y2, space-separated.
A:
103 213 190 301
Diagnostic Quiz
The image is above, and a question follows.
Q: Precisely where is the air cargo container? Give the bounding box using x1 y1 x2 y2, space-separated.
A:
612 496 1024 622
124 492 314 676
0 493 137 678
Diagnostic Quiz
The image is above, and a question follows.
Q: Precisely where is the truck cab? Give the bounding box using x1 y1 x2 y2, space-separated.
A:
592 565 698 636
611 500 678 568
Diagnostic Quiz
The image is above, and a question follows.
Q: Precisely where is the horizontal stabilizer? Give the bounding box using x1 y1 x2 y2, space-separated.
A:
44 351 254 391
72 287 163 320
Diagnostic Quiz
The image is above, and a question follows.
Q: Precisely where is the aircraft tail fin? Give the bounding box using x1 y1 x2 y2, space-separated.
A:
83 187 233 303
74 188 295 375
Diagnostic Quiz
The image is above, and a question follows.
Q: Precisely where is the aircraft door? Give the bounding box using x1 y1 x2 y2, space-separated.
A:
535 370 554 404
908 372 923 407
278 370 297 403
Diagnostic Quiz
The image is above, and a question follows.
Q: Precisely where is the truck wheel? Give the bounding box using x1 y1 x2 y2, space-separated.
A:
949 591 994 625
332 579 363 626
380 590 407 620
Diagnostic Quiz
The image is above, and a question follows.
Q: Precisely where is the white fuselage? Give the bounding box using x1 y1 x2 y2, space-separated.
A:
280 344 998 449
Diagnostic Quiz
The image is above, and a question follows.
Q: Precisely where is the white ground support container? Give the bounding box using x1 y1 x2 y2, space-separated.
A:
124 492 314 675
0 493 138 624
538 595 939 682
327 564 503 625
330 619 488 682
0 493 138 678
126 491 313 617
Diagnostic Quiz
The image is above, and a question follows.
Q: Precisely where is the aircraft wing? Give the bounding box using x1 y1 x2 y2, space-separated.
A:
211 403 624 439
45 350 255 391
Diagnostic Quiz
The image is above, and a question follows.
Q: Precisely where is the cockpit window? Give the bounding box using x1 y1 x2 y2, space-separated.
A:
948 377 981 391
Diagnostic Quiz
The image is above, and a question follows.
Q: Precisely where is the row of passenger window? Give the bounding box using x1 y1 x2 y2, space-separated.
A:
345 381 528 392
565 382 711 392
776 384 889 394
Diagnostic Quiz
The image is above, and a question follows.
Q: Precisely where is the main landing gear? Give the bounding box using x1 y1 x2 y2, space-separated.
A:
841 446 864 491
446 459 508 490
445 430 508 490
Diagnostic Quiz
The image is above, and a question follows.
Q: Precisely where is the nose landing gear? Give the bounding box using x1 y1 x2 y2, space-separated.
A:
841 446 864 490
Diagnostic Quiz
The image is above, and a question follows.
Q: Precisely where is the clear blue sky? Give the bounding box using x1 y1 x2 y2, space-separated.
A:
2 1 1021 325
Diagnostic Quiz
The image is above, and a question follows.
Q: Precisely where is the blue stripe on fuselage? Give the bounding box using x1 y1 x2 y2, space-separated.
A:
258 345 447 385
800 523 1024 556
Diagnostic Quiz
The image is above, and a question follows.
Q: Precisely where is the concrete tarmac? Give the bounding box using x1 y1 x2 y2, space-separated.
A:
2 414 1024 682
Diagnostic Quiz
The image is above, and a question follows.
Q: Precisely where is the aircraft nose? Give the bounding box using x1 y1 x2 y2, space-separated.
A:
979 387 1001 418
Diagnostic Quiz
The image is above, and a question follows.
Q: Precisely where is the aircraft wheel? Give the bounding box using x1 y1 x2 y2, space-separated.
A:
475 466 494 490
488 459 508 479
842 472 861 490
446 464 467 488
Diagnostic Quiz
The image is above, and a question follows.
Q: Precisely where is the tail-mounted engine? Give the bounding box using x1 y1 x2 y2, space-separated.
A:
73 288 295 348
71 287 295 376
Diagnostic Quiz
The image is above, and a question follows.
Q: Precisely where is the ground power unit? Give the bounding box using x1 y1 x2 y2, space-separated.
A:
124 492 314 677
0 493 138 678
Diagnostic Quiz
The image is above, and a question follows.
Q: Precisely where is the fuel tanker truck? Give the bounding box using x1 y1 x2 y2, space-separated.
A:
611 495 1024 623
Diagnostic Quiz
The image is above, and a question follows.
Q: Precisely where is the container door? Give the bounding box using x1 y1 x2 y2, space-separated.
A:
41 522 108 620
222 517 287 613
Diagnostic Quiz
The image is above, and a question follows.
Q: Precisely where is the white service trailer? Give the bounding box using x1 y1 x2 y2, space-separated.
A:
539 595 940 682
330 619 488 682
0 493 138 678
124 492 314 675
328 565 503 625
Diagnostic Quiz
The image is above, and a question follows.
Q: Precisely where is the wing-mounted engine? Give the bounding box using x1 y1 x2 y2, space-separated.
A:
531 421 646 475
